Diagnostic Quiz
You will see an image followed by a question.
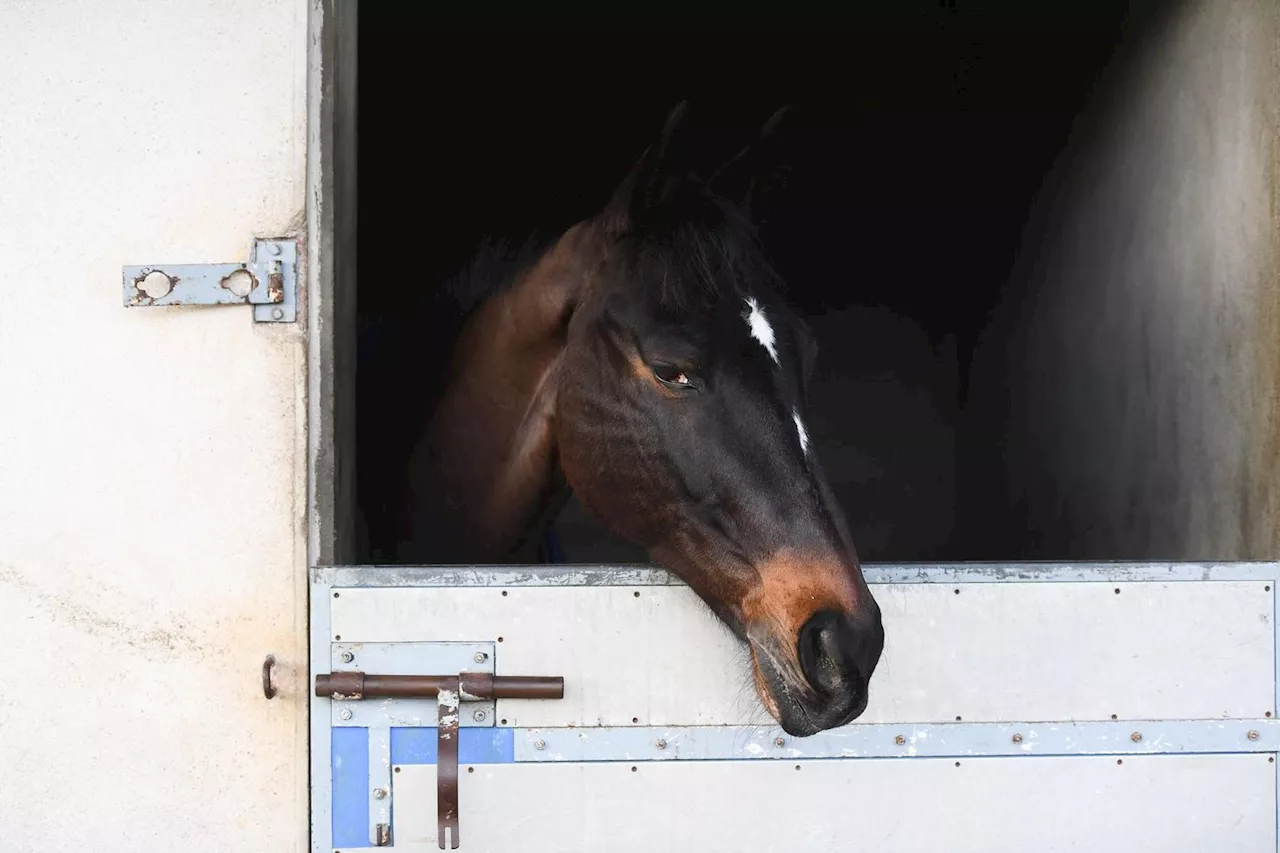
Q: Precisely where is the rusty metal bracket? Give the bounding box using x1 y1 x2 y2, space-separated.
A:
317 669 565 849
437 678 461 849
121 238 298 323
261 654 277 699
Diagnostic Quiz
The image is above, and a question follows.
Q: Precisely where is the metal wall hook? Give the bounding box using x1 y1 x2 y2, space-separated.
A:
262 654 278 699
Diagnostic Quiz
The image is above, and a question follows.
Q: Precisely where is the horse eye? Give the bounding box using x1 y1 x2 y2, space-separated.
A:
652 363 692 388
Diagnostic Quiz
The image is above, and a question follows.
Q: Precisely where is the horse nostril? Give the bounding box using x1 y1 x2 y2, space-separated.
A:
797 610 848 691
797 608 884 695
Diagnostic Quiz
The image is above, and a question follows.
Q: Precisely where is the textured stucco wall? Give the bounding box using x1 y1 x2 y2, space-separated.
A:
0 1 311 850
967 0 1280 560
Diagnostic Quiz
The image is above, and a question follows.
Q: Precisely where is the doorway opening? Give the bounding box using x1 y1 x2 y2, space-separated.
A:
351 4 1171 566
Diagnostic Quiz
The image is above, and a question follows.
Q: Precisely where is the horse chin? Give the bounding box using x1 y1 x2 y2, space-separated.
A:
748 637 822 737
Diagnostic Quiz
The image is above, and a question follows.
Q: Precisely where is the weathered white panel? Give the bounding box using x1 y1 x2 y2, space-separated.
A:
391 754 1275 852
967 0 1280 561
331 581 1273 726
0 1 309 851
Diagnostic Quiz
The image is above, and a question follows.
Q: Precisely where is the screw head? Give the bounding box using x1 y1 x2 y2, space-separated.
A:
1012 734 1023 744
655 739 667 750
895 735 906 745
339 651 354 663
1131 732 1142 743
339 708 353 721
473 652 487 664
533 738 546 750
774 737 786 748
271 307 285 320
472 709 487 723
1249 730 1260 741
373 787 387 799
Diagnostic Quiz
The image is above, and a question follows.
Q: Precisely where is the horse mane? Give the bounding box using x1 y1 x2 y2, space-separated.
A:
619 186 787 312
440 231 555 318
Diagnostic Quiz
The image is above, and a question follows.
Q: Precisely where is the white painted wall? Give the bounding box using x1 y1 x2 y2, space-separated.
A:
0 2 311 851
967 0 1280 560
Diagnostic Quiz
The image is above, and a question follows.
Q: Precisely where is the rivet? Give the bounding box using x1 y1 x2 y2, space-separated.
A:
1131 732 1142 742
473 652 487 664
655 739 667 750
774 737 786 748
268 243 282 256
373 787 387 799
1012 734 1023 744
272 307 285 320
533 739 546 751
340 651 354 663
1248 730 1260 741
895 735 906 745
339 708 353 721
473 709 487 723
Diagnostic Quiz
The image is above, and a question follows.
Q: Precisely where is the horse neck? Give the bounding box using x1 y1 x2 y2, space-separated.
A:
399 223 601 563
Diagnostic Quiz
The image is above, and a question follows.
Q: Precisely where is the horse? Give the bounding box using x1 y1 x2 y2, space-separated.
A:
381 102 885 737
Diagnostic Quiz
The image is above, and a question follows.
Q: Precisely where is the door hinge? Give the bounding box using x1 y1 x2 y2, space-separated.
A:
122 238 298 323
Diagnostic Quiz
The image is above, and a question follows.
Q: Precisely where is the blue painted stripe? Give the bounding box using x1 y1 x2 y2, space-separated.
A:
331 727 369 848
391 727 516 765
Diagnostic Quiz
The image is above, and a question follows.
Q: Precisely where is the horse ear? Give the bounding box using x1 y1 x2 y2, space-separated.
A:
603 101 698 233
709 105 798 224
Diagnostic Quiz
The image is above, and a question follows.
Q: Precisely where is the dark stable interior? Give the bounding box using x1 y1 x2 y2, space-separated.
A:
355 4 1160 566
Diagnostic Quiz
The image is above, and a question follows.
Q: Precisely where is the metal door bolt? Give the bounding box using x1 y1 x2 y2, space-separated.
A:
774 737 786 748
340 651 354 663
1012 734 1023 744
1130 732 1142 742
533 739 546 750
655 739 667 750
373 787 387 799
472 709 487 722
1248 730 1260 741
895 735 906 745
473 652 488 664
339 708 353 721
271 307 284 320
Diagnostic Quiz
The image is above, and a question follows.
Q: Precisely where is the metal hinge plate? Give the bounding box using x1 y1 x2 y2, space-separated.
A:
121 238 298 323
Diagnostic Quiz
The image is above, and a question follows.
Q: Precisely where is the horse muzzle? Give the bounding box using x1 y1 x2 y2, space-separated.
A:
748 607 885 737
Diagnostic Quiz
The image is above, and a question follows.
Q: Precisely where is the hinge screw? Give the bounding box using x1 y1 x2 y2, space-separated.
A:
340 651 354 663
1249 730 1261 741
339 708 353 721
533 739 546 750
655 739 667 750
1012 734 1023 744
473 652 488 664
1130 732 1142 742
774 737 786 748
895 735 906 745
271 307 284 321
473 709 487 723
373 787 387 799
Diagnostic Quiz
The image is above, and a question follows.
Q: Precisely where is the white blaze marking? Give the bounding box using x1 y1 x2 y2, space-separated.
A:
743 297 779 364
792 408 811 455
